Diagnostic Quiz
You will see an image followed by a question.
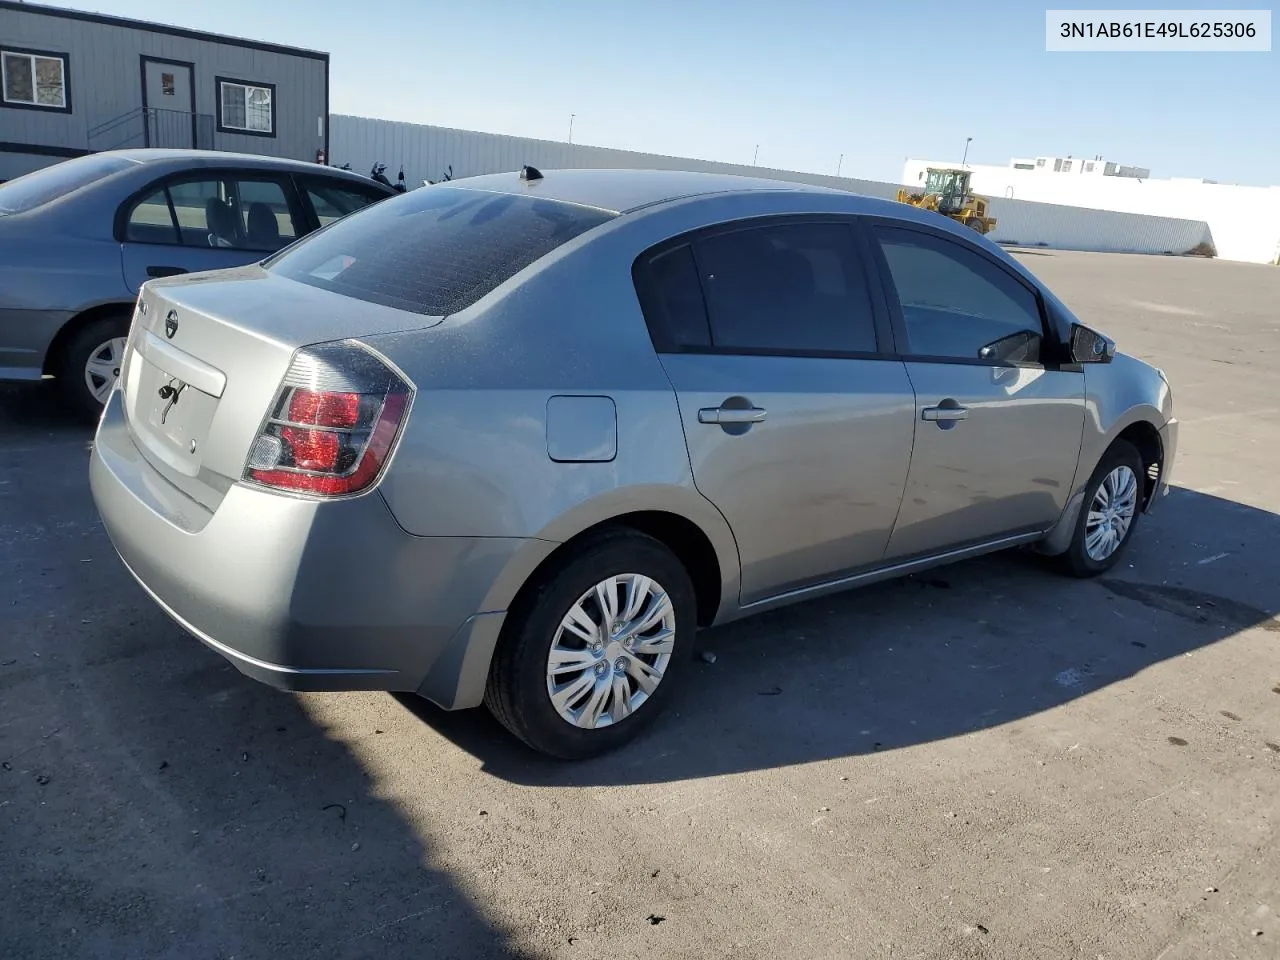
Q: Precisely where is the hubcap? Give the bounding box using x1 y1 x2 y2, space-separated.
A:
84 337 128 404
545 573 676 730
1085 465 1139 562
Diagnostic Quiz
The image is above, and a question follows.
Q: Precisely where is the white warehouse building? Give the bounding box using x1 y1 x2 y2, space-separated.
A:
903 156 1280 264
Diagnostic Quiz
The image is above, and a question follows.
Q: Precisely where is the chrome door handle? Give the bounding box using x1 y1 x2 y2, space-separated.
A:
698 406 768 425
921 405 968 422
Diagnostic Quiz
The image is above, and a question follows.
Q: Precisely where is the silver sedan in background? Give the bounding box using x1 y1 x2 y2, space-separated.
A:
0 149 394 418
89 168 1178 758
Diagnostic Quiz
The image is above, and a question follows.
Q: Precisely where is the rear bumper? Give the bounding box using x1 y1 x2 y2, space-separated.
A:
89 389 549 707
0 307 70 380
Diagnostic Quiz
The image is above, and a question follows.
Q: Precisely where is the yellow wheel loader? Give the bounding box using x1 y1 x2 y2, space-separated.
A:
896 168 997 235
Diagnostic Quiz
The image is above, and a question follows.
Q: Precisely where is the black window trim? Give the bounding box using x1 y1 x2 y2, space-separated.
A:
214 75 277 138
632 213 897 361
115 167 308 253
862 216 1066 370
1 45 73 114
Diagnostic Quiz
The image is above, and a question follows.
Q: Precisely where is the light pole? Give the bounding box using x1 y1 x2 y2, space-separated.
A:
568 114 575 144
836 153 843 177
961 136 973 167
753 144 759 166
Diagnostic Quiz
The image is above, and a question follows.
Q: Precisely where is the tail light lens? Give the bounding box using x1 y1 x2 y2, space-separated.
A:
243 340 413 498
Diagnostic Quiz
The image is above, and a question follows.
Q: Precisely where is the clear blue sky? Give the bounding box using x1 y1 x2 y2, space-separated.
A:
40 0 1280 185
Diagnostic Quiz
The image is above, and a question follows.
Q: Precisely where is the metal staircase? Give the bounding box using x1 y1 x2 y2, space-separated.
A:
87 107 214 152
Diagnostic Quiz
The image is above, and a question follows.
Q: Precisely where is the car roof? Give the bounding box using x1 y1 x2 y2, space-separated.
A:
98 149 390 186
450 168 871 215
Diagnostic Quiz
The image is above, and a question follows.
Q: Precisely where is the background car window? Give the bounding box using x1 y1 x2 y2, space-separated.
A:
167 179 233 248
234 178 300 252
635 244 712 350
875 228 1045 363
303 179 390 226
124 187 178 245
693 222 878 354
268 185 613 316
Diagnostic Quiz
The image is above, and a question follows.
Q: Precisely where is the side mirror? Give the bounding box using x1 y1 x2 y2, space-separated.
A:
1068 323 1116 364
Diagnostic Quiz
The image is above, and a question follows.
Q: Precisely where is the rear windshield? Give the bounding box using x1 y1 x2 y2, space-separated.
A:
0 154 136 214
266 185 615 316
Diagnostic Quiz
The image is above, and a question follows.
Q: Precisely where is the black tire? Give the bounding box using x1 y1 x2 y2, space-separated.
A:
55 313 131 423
1058 440 1145 578
967 217 986 231
484 530 697 759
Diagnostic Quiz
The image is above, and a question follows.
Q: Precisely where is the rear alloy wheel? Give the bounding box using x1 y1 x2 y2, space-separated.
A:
57 314 131 423
484 531 696 759
1059 440 1145 577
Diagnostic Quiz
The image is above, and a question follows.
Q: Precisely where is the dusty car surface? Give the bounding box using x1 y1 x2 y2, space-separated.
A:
0 149 395 418
88 168 1178 758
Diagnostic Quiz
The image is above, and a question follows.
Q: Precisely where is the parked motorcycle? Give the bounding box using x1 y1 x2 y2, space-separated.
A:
423 165 454 187
371 162 408 193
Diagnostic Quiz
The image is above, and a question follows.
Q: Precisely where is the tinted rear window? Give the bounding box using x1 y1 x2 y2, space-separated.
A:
267 185 615 316
0 154 136 214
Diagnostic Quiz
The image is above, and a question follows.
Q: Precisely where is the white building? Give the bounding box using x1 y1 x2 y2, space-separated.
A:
902 156 1280 264
1005 156 1150 179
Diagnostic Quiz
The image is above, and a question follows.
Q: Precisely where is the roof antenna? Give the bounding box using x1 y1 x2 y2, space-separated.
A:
520 164 543 182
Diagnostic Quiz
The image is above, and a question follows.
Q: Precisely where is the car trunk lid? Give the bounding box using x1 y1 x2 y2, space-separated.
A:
120 266 435 511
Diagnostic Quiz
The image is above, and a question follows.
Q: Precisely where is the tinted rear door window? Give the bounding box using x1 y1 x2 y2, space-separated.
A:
692 222 878 354
634 244 712 350
268 186 614 316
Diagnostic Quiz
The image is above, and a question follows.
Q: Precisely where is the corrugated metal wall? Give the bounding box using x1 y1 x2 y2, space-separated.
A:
329 114 902 195
330 114 1211 257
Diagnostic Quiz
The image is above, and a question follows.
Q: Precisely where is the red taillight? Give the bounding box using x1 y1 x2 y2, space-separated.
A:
287 389 361 428
243 341 413 498
279 427 341 471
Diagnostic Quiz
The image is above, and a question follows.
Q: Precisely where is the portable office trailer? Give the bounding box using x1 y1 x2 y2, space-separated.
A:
0 0 328 181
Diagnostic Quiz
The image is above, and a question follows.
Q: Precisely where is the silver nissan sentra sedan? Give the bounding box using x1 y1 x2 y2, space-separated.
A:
89 168 1178 758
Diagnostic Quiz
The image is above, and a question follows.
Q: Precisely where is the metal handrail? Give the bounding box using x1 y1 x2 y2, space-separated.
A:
87 107 145 139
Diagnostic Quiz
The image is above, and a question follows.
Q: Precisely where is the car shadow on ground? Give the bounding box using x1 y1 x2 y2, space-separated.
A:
0 384 517 960
401 485 1280 787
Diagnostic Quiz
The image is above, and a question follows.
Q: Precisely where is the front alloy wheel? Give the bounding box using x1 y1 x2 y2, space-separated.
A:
1084 465 1139 562
1060 439 1145 577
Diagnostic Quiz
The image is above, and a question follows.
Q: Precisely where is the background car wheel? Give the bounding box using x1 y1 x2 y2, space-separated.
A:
484 530 697 759
56 314 131 423
1059 439 1145 578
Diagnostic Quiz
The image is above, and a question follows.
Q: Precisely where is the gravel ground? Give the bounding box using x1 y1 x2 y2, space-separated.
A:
2 249 1278 959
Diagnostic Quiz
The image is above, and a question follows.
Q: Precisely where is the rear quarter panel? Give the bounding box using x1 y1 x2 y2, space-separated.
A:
361 211 744 614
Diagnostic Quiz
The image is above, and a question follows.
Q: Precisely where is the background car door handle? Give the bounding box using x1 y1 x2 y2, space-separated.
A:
146 265 189 278
921 405 968 422
698 406 768 425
